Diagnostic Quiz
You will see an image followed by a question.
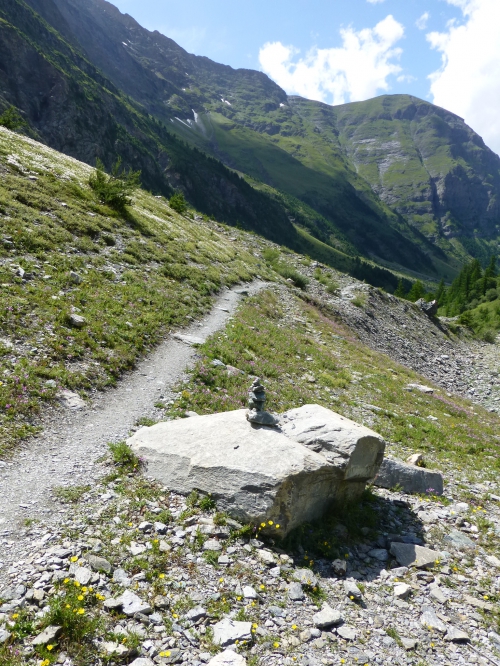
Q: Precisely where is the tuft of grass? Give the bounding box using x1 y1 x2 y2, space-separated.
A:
386 626 403 648
351 293 368 308
38 582 102 662
52 485 91 504
108 441 142 473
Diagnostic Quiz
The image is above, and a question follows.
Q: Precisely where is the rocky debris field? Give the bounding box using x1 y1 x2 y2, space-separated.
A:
1 452 499 666
274 255 500 415
0 284 264 572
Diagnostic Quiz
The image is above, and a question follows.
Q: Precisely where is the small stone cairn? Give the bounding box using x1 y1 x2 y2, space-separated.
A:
246 377 279 426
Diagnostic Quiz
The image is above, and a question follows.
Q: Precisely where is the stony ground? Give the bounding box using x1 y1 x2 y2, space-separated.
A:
1 453 499 666
0 283 264 580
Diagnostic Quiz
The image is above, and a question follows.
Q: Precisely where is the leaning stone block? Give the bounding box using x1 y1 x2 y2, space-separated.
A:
372 457 444 495
128 405 385 536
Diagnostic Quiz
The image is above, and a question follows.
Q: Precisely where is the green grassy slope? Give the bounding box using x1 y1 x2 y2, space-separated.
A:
0 126 275 453
0 0 298 246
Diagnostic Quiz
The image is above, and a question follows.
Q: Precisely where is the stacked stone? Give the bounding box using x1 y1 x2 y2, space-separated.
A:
246 378 279 426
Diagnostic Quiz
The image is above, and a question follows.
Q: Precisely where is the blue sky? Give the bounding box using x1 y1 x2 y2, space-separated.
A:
110 0 500 155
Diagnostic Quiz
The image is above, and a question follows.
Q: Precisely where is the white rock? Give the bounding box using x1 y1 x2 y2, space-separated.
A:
32 625 61 646
312 603 342 629
242 586 258 599
292 568 318 587
212 618 252 647
113 568 131 587
56 389 85 410
116 590 152 616
344 579 362 600
128 659 154 666
0 629 12 644
420 609 447 634
445 627 470 642
486 555 500 568
394 583 411 599
128 405 385 535
287 582 304 601
204 539 222 552
208 649 247 666
337 625 357 640
74 566 92 585
256 550 275 565
390 542 441 568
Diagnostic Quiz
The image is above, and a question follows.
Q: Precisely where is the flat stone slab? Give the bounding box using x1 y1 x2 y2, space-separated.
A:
128 405 385 535
173 333 205 345
32 625 61 646
390 542 441 569
208 650 247 666
116 590 152 616
212 618 252 647
443 530 476 549
313 603 342 628
373 457 444 495
420 609 447 634
56 389 85 410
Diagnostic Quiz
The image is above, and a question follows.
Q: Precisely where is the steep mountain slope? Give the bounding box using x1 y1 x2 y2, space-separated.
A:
0 0 296 245
3 0 439 276
4 0 500 280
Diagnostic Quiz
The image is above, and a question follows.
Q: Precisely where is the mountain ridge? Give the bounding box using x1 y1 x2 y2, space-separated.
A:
3 0 500 281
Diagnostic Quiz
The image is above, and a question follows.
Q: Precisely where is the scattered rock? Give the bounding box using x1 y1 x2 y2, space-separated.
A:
87 554 113 573
173 333 205 345
287 582 304 601
393 583 411 599
212 618 252 647
32 625 62 646
344 579 362 600
69 271 82 284
420 609 447 634
0 629 12 644
56 389 85 410
68 313 86 328
445 627 470 643
373 457 444 495
337 625 357 641
312 603 342 629
292 569 318 587
116 590 152 616
390 543 441 568
406 453 424 466
207 650 247 666
405 383 434 394
367 548 389 561
443 530 476 550
415 299 438 316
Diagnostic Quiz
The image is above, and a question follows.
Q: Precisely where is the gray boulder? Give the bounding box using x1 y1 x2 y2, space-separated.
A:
212 618 252 647
128 405 385 536
415 299 438 316
372 457 444 495
390 543 441 569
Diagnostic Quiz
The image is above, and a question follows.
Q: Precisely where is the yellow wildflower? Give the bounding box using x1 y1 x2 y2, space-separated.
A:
70 556 78 562
77 608 85 615
47 645 54 651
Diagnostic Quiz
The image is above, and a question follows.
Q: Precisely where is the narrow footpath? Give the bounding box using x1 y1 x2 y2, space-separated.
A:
0 282 264 583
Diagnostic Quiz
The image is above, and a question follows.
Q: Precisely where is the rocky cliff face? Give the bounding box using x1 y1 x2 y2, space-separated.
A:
332 95 500 241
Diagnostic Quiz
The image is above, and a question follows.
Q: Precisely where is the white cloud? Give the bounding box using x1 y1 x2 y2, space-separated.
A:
416 12 430 30
427 0 500 155
259 15 404 106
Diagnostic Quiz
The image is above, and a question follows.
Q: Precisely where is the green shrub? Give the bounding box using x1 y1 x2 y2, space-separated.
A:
108 441 142 472
0 106 28 132
169 192 188 214
88 158 140 212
